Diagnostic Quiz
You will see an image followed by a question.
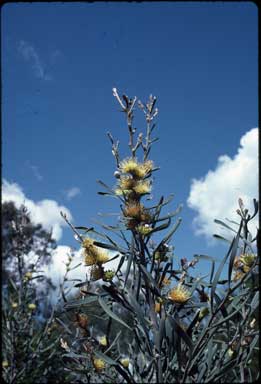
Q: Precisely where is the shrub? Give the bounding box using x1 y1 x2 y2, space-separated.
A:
58 89 259 383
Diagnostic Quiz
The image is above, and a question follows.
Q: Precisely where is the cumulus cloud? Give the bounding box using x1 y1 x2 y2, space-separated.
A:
187 128 258 241
17 40 51 81
2 179 72 241
64 187 81 200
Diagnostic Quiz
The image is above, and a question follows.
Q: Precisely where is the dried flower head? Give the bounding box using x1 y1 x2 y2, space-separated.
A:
233 256 243 270
123 203 152 230
93 358 106 372
123 202 145 219
90 265 104 281
168 285 191 304
233 271 245 282
76 313 89 329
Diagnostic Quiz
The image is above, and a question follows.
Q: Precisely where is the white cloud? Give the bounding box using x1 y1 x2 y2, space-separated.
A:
64 187 81 200
187 128 258 241
17 40 51 81
2 179 72 241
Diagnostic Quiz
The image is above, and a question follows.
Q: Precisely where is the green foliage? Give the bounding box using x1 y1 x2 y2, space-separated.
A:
1 202 72 383
58 89 259 383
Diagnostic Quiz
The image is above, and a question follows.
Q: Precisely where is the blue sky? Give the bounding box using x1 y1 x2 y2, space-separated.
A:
2 2 258 279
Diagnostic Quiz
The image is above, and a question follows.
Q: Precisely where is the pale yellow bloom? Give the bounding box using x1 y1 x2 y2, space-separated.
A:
28 303 36 310
98 335 108 347
11 302 18 309
25 272 33 279
119 158 154 179
2 360 8 368
120 358 130 368
82 237 109 266
136 224 152 236
119 176 137 190
93 358 106 371
168 285 191 304
240 253 256 268
133 180 151 195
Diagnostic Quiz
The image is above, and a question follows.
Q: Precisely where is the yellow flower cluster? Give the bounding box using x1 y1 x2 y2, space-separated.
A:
232 253 256 281
82 238 109 266
136 224 152 236
119 158 154 179
2 360 8 368
98 335 108 347
115 158 153 198
120 358 130 368
93 358 106 372
28 303 37 310
115 179 151 197
168 285 191 304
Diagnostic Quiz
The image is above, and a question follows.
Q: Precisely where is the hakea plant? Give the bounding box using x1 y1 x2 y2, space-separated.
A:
59 89 259 383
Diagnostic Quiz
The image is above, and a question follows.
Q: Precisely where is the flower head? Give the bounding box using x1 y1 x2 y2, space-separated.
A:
119 158 154 179
98 335 108 347
119 176 137 190
2 361 8 369
82 237 109 266
120 358 130 368
28 303 37 310
133 180 151 195
93 358 106 372
11 302 18 309
103 270 115 282
168 285 191 304
76 313 89 329
136 224 152 236
240 253 256 268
